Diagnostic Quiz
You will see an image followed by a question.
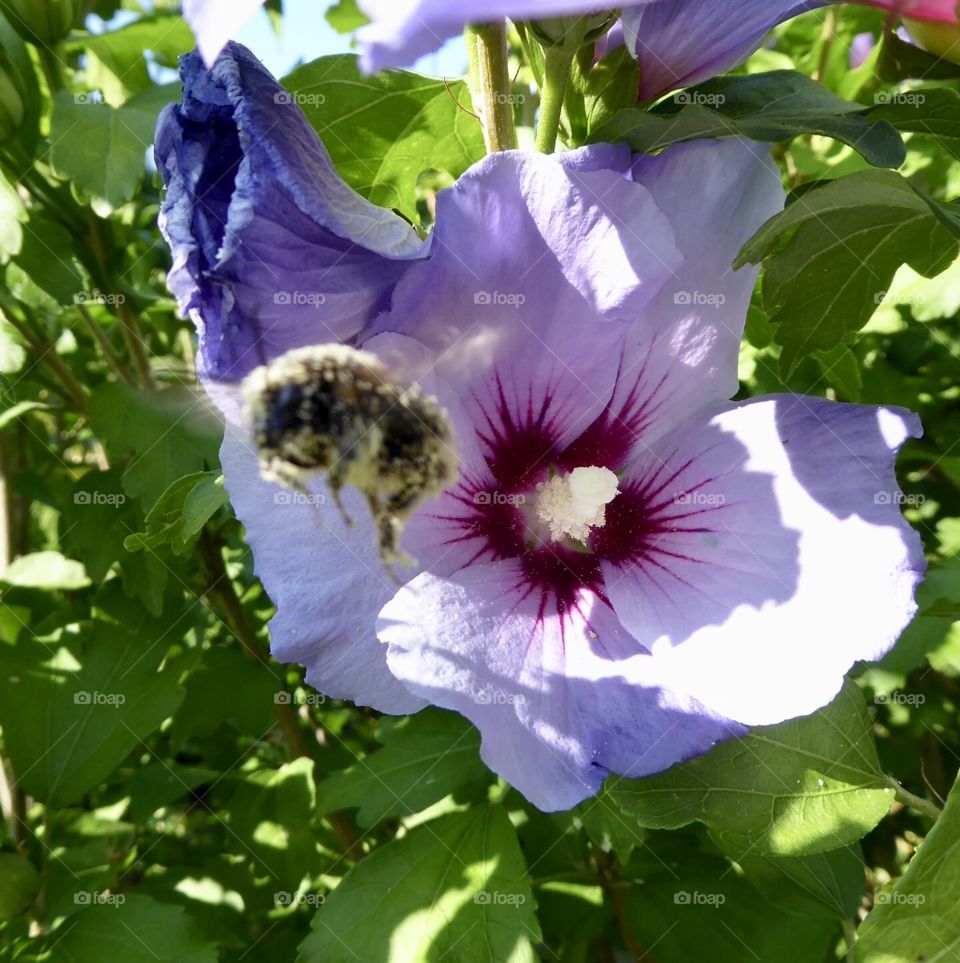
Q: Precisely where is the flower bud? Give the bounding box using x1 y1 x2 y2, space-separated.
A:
904 17 960 64
529 12 620 53
0 0 76 46
0 50 23 143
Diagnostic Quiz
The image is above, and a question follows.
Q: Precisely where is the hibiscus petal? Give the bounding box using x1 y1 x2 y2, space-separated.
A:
379 561 742 811
355 0 625 73
155 42 426 386
564 138 784 470
183 0 266 67
373 147 681 447
604 395 925 726
366 148 682 571
622 0 824 101
220 426 427 714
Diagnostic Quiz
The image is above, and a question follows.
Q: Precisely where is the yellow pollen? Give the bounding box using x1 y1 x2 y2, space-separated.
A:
536 466 620 543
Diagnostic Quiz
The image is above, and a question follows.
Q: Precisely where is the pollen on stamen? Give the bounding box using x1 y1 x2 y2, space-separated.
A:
536 466 620 544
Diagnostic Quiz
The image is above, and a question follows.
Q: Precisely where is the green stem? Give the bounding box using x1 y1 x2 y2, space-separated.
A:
116 300 155 390
197 533 365 862
75 303 136 386
813 7 839 83
842 918 857 963
591 845 651 961
467 23 517 153
86 215 155 389
536 44 576 153
888 777 943 821
37 44 66 95
1 308 87 411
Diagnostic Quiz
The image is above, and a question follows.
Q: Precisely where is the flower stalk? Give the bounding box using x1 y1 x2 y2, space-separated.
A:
197 531 365 861
535 43 575 153
887 775 943 821
467 22 517 153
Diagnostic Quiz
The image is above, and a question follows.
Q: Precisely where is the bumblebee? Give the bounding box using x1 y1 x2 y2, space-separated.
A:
243 345 458 568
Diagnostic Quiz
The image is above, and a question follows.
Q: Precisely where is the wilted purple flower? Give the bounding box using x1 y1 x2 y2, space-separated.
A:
154 43 428 386
157 45 924 810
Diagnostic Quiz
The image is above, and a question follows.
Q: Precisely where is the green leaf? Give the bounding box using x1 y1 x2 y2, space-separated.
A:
71 14 193 105
230 758 319 891
869 86 960 140
124 472 227 554
126 762 219 822
609 683 894 857
593 70 905 168
0 619 185 807
0 312 26 372
170 646 276 747
580 44 642 137
63 471 169 616
316 708 488 828
7 217 88 308
49 894 217 963
727 842 867 920
0 10 42 154
0 399 55 429
282 55 485 223
877 29 960 84
736 170 958 373
0 853 41 920
2 551 90 590
816 344 862 401
49 92 158 214
856 774 960 962
89 384 222 505
575 785 642 863
625 850 840 963
325 0 368 32
299 805 540 963
0 166 26 263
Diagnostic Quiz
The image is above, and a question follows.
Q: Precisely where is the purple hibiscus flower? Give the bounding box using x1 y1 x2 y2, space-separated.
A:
183 0 958 98
157 44 924 810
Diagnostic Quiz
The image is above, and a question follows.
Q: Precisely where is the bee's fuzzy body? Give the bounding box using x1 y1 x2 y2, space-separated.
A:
243 345 458 565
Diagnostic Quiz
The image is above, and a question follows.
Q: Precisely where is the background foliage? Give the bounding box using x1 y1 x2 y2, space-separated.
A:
0 2 958 961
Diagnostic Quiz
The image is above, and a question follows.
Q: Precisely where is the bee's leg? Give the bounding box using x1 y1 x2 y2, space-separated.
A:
373 498 416 583
326 463 354 527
